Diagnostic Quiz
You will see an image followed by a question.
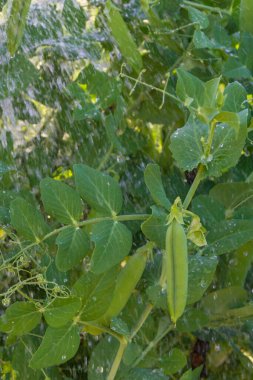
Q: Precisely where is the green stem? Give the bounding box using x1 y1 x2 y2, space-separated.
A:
107 337 128 380
130 303 153 340
131 324 174 368
0 214 149 269
97 144 114 171
120 72 183 106
182 164 205 209
183 0 231 15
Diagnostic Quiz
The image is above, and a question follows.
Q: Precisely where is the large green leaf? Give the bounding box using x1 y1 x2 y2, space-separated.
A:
187 6 209 29
10 198 49 242
203 219 253 255
72 267 118 321
29 323 80 369
141 206 168 249
91 220 132 273
201 286 247 315
191 195 225 230
209 182 253 215
0 302 41 336
6 0 32 56
12 337 42 380
74 164 123 215
240 0 253 33
56 226 90 271
187 255 218 305
40 178 83 225
170 110 248 177
105 0 143 72
177 309 209 332
144 164 171 210
43 297 82 328
222 57 251 79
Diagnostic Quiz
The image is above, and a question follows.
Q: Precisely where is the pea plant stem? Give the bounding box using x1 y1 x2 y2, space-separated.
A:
182 0 231 15
131 324 174 368
107 337 128 380
182 164 205 209
130 303 153 340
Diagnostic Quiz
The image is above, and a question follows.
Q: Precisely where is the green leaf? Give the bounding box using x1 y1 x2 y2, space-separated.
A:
141 206 168 249
222 57 251 79
105 0 143 72
204 77 221 109
144 164 171 210
72 267 118 321
240 0 253 33
222 82 247 113
170 117 208 172
6 0 32 56
188 6 209 29
239 33 253 72
201 286 247 315
74 164 123 215
187 255 218 305
213 111 240 135
203 219 253 255
191 195 225 230
43 297 82 328
10 198 49 242
0 302 41 336
209 182 253 215
91 220 132 273
160 348 187 375
56 226 90 272
0 54 39 99
62 0 87 35
29 323 80 369
40 178 83 225
176 68 205 109
88 336 119 380
170 110 248 177
224 241 253 287
125 368 168 380
177 309 209 332
180 367 203 380
193 30 216 49
12 337 42 380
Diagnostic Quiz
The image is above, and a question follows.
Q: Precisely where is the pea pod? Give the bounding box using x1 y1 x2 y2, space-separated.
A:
240 0 253 34
101 245 149 323
165 219 188 324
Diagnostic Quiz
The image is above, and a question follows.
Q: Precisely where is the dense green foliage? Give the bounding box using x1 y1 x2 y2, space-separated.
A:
0 0 253 379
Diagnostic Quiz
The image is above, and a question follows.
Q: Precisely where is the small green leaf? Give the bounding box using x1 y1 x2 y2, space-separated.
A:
40 178 83 225
193 30 216 49
141 206 167 249
6 0 32 56
74 164 123 215
144 164 171 210
29 324 80 369
214 111 240 135
222 82 247 113
72 267 118 321
0 302 41 336
91 220 132 273
43 297 82 328
105 0 143 72
56 226 90 272
160 348 187 375
10 198 49 242
176 68 205 109
188 6 209 29
187 255 218 305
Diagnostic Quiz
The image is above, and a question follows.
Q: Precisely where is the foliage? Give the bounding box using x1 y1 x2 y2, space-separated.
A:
0 0 253 379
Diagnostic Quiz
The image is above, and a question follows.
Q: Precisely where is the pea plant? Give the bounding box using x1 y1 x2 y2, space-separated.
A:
1 0 253 379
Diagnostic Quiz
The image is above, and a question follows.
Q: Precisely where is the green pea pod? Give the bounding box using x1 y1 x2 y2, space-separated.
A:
240 0 253 34
165 219 188 324
101 245 148 323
